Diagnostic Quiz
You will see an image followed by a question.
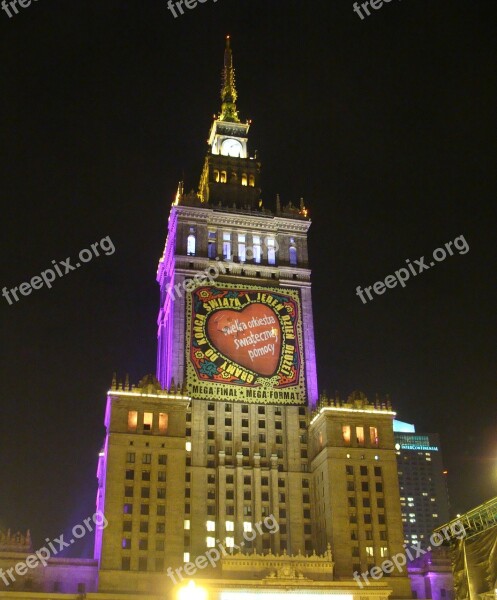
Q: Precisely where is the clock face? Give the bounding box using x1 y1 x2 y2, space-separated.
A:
221 138 243 157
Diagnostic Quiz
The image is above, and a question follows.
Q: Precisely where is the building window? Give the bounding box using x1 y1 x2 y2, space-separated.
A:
238 234 246 262
139 538 148 550
267 238 276 265
356 426 365 446
225 537 235 548
187 231 196 256
220 171 227 183
289 245 297 266
143 413 153 432
376 482 383 493
140 504 149 515
142 471 151 481
141 487 150 499
208 231 217 259
124 486 133 497
241 173 248 186
125 470 134 480
374 466 382 477
122 557 130 570
206 537 216 548
159 413 168 435
343 425 351 445
128 411 138 432
223 232 231 260
360 466 368 476
157 488 166 499
138 557 147 571
158 454 167 465
252 235 261 263
142 453 152 464
370 427 379 446
158 471 166 482
122 538 131 549
364 514 372 524
248 174 255 187
126 452 135 463
362 482 369 492
123 503 133 514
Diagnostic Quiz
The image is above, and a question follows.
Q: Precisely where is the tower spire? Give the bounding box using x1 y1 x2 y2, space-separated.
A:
220 35 240 123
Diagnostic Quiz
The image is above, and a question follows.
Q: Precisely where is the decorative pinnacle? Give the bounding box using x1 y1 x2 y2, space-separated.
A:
220 35 240 123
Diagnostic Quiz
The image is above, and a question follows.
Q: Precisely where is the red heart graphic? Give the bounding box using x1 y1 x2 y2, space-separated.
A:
206 304 282 376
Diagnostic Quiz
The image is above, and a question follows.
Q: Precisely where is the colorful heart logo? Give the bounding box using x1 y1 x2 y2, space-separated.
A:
206 304 282 376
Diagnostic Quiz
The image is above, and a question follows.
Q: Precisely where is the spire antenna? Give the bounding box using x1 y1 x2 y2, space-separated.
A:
220 35 240 123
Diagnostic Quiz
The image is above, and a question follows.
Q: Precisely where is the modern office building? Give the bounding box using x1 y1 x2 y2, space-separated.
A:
394 421 450 546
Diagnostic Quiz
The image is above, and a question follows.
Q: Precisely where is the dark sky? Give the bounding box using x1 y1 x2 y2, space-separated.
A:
1 0 496 554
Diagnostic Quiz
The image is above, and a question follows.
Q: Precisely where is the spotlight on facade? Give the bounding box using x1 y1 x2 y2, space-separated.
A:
177 580 208 600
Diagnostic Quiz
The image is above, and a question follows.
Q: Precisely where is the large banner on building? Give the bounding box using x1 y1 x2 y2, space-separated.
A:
185 283 306 404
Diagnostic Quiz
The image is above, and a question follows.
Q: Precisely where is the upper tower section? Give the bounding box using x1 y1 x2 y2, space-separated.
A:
199 36 261 209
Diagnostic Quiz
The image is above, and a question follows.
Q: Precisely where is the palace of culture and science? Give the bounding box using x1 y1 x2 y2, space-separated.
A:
0 38 452 600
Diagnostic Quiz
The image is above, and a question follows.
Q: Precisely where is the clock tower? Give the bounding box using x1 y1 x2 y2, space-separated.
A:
198 36 261 209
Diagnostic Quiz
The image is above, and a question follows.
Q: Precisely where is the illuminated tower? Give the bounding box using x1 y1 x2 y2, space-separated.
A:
156 36 319 562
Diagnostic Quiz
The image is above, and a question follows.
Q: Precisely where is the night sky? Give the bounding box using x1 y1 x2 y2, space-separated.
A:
1 1 496 555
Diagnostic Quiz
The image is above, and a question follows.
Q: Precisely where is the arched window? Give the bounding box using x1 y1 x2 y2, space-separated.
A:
289 246 297 266
248 174 255 187
220 171 227 183
241 173 248 186
187 233 196 256
213 169 220 183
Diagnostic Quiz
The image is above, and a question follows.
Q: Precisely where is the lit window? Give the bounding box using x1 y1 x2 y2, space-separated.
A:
159 413 168 435
243 522 252 533
213 169 220 183
370 427 378 446
184 520 190 530
220 171 227 183
183 552 190 563
380 547 389 557
356 426 365 446
238 234 246 262
289 246 297 266
206 537 216 548
248 174 255 187
187 233 196 256
252 235 261 263
226 521 234 531
127 411 138 432
208 231 217 259
223 232 231 260
143 413 153 432
241 173 248 186
342 426 351 445
366 546 374 557
185 441 192 452
267 238 276 265
206 521 216 532
225 537 235 548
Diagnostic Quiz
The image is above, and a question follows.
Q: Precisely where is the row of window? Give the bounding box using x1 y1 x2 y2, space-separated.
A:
187 230 298 266
127 412 168 434
212 170 255 186
342 425 379 447
346 465 382 477
348 497 385 508
350 514 386 524
125 470 166 481
125 454 167 465
347 481 384 492
123 504 166 515
351 529 388 541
